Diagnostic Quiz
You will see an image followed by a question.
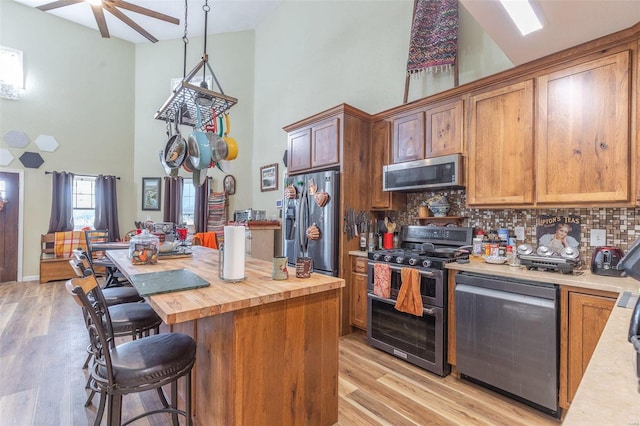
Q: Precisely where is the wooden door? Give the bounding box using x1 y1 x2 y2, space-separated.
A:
0 172 19 282
311 117 340 169
370 120 392 209
467 80 534 206
566 291 615 404
392 111 424 163
426 99 463 157
288 128 311 173
536 51 631 204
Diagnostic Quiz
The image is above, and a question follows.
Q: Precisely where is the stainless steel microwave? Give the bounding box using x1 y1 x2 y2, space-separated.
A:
382 154 463 192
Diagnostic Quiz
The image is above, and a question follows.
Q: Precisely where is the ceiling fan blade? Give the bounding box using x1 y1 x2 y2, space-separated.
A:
36 0 83 12
110 0 180 25
103 3 158 43
90 4 110 38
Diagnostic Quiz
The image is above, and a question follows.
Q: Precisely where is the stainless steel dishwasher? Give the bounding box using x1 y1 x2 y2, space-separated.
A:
455 272 559 416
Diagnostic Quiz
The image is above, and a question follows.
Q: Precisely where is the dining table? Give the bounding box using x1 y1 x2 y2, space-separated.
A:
107 245 345 426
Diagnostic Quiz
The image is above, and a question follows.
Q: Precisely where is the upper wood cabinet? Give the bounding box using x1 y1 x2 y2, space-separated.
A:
370 120 406 211
426 99 463 157
287 117 340 173
392 111 424 163
536 50 631 205
287 128 311 173
467 80 535 206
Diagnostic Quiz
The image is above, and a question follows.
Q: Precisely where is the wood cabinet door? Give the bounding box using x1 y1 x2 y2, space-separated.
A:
392 111 425 163
350 257 368 330
311 117 340 169
536 51 631 204
426 99 463 157
288 128 311 173
566 291 615 404
467 80 534 206
370 120 391 209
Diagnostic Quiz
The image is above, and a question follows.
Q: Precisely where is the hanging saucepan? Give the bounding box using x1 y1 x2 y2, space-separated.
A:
192 167 207 187
205 109 228 163
223 113 238 160
188 105 211 170
421 243 472 258
159 150 172 175
165 117 186 169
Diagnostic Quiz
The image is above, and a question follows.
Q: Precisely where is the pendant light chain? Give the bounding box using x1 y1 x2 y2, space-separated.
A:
202 0 210 82
182 0 189 78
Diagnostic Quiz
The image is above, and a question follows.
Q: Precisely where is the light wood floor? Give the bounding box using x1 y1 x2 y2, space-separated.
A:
0 279 560 425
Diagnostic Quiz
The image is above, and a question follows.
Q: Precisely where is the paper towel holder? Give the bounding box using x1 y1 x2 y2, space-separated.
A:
218 244 246 282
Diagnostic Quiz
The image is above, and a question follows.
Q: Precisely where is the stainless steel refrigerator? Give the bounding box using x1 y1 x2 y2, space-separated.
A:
283 170 340 277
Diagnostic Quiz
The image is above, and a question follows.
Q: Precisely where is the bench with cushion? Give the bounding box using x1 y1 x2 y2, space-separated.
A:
40 233 78 283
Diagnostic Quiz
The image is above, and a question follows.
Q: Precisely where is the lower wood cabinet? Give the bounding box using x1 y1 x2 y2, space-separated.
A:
559 286 616 409
350 255 368 330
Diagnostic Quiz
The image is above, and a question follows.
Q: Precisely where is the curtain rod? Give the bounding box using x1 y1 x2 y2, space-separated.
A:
44 171 121 180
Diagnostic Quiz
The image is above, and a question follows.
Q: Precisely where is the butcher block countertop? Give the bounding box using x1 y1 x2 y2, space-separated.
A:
447 258 640 424
108 246 344 325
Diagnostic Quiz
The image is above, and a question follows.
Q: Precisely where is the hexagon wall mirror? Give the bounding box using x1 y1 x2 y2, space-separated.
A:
19 151 44 169
3 130 29 148
35 134 59 152
0 148 14 166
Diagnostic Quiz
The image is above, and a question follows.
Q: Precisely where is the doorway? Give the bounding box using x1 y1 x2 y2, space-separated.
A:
0 170 22 282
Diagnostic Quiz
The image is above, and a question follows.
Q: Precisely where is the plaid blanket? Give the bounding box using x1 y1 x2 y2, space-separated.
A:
54 231 86 257
407 0 458 75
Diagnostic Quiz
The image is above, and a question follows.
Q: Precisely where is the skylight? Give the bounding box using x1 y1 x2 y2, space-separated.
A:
499 0 543 36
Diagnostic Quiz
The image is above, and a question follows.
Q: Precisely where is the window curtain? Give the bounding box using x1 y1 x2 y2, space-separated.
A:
194 178 210 233
94 175 120 241
163 176 183 224
47 171 74 233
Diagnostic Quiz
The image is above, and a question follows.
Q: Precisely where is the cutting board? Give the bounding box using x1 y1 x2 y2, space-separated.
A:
128 268 209 297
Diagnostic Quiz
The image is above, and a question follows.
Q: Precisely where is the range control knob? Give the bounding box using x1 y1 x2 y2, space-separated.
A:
408 258 419 266
422 259 432 268
372 253 382 260
384 255 393 262
395 256 405 264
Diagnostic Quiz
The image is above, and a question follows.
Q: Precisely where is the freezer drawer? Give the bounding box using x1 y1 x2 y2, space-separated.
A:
455 273 559 414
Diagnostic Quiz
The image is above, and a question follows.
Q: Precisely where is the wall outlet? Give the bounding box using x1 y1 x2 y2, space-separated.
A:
590 229 606 247
514 226 526 241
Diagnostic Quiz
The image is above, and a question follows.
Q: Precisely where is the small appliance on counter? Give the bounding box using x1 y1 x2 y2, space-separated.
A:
516 244 581 274
233 209 266 222
590 246 625 277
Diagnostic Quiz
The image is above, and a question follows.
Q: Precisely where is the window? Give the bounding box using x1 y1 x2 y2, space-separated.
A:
181 178 195 226
0 46 24 100
73 175 96 230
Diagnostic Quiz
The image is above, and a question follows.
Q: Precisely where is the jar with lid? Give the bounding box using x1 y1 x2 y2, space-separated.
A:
472 235 483 256
129 230 159 265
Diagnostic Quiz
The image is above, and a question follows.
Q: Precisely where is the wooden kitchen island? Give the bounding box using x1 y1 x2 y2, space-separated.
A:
108 246 344 426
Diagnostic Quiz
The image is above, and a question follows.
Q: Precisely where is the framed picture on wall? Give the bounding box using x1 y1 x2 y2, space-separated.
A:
260 163 278 192
142 177 161 210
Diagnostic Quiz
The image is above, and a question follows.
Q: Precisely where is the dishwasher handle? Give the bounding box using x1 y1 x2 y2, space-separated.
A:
455 272 558 301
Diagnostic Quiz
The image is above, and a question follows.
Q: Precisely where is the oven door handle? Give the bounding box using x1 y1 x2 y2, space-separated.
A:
367 293 436 316
387 265 434 277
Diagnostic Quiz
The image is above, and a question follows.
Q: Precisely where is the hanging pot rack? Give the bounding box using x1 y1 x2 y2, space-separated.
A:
154 0 237 128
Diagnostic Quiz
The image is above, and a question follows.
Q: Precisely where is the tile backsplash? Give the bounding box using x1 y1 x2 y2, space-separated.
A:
388 190 640 261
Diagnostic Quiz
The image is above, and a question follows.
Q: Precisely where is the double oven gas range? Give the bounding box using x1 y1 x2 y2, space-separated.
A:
366 226 473 376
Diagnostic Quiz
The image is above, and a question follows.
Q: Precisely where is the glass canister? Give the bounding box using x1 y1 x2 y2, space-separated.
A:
129 230 159 265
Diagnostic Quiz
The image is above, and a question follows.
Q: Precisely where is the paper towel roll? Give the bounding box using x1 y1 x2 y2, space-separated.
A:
222 225 246 281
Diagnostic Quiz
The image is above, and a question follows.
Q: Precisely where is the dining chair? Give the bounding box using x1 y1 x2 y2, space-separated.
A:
66 274 195 426
84 229 125 287
70 250 143 306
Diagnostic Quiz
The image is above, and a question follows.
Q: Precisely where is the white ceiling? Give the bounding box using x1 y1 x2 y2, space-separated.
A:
461 0 640 65
13 0 640 66
12 0 282 43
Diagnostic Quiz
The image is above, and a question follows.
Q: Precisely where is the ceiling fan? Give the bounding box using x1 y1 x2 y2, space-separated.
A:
36 0 180 43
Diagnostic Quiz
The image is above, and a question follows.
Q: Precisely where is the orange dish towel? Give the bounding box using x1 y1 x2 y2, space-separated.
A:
193 232 218 249
395 268 423 316
373 263 391 299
